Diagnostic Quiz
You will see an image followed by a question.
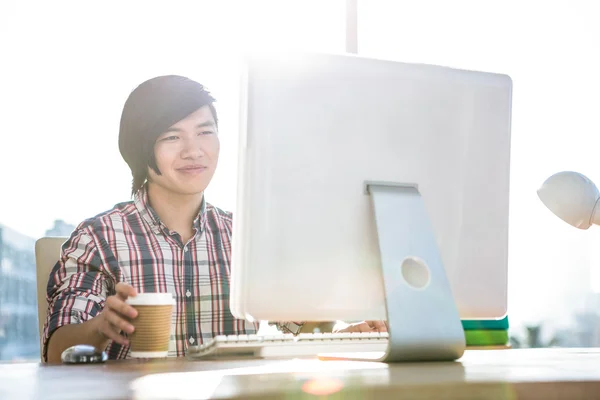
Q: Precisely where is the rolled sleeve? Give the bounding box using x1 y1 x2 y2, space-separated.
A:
42 229 111 361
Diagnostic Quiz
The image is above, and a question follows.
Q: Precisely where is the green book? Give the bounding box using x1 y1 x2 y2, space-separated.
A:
462 315 509 331
465 329 509 346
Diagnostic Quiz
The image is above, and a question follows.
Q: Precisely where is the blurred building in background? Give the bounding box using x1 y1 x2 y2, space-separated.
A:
0 219 74 360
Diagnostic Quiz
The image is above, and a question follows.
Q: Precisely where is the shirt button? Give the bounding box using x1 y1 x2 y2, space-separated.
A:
186 290 191 298
183 246 188 252
189 337 195 344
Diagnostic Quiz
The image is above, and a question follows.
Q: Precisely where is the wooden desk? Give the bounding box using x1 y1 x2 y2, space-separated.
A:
1 348 600 399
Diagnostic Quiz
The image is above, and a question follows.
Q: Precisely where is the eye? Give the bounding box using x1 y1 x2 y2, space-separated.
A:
161 135 179 141
198 130 215 136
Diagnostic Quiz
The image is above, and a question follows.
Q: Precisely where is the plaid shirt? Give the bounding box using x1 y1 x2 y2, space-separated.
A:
43 186 296 360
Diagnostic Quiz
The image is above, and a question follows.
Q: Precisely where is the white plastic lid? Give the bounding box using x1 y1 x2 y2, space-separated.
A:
126 292 174 306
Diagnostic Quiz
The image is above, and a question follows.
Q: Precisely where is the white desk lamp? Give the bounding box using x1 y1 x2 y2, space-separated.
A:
537 171 600 229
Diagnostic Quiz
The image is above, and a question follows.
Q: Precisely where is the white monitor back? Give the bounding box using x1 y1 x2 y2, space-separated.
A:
231 52 511 322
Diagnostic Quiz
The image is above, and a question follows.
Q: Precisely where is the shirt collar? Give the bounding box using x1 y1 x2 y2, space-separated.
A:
134 184 207 236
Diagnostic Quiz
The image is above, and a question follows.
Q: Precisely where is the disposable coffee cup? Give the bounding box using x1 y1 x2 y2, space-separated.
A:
126 293 174 358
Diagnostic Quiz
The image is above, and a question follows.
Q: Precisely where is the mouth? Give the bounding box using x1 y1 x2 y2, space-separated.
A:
176 165 208 174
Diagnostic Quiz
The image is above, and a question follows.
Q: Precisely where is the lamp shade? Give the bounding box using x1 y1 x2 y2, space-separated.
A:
537 171 600 229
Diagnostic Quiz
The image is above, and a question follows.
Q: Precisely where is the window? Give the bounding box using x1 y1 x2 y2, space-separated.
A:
3 0 597 360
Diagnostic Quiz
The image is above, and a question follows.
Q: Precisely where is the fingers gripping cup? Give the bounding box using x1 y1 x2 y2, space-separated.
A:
126 293 174 358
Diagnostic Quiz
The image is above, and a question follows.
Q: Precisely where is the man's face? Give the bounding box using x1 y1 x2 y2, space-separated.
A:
148 105 219 196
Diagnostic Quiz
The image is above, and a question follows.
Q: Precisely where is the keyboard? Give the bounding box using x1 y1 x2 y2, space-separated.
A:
187 332 389 359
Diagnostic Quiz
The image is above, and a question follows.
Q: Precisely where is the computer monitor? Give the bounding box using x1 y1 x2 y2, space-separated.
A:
230 52 512 362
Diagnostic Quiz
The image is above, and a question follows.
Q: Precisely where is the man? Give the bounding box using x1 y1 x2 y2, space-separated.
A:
43 75 386 363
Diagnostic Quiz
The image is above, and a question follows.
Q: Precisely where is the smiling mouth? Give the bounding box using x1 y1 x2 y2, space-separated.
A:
177 166 207 173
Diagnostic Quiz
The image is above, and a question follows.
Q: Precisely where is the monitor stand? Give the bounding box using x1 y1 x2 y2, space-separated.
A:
340 182 465 362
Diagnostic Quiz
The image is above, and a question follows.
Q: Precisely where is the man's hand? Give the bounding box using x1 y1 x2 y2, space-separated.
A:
91 282 138 346
333 320 388 333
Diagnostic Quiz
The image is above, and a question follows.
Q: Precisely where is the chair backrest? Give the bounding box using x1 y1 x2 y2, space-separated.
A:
34 236 67 361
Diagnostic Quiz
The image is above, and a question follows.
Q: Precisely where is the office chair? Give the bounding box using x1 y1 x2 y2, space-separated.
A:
34 236 67 361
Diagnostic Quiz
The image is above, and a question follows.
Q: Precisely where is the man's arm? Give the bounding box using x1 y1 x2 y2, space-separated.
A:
333 320 387 333
272 321 387 334
43 229 109 362
43 229 137 363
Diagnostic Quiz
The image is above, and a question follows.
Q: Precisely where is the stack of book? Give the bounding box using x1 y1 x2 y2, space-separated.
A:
461 315 510 349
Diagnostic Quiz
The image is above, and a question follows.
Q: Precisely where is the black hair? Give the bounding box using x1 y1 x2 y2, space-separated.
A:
118 75 218 196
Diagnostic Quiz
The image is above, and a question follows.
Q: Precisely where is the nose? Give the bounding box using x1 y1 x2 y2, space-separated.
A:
180 137 205 160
